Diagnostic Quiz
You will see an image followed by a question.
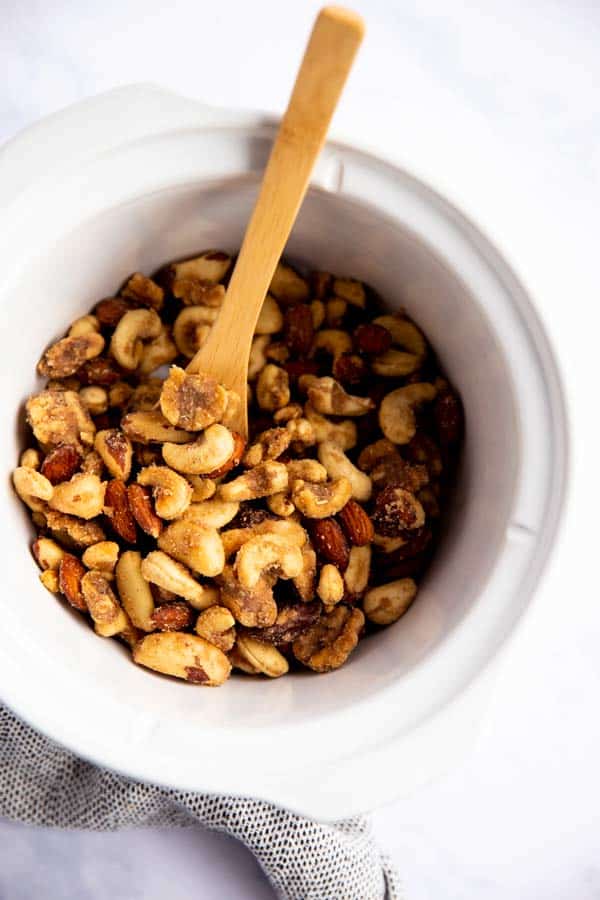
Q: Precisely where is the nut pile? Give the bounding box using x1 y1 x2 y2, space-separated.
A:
14 251 462 686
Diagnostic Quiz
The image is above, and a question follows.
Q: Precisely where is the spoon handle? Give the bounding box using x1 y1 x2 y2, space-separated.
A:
187 6 365 437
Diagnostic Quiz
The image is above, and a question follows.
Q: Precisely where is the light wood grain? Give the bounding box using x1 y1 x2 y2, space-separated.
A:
187 6 365 437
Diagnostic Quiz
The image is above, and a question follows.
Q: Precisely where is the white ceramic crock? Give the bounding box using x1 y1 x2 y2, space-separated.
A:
0 85 568 821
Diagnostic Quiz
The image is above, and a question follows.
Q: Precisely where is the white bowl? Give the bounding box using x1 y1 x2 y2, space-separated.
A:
0 86 568 820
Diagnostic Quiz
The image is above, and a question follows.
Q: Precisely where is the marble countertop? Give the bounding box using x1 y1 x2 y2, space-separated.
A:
1 1 598 897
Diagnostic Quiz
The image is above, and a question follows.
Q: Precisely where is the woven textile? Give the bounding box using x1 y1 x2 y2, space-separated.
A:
0 704 400 899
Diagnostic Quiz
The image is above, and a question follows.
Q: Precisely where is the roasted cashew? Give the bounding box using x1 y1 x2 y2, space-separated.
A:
267 492 295 517
68 314 100 337
162 424 235 475
234 533 304 589
333 277 366 308
317 441 372 502
121 410 195 445
344 545 371 595
187 476 217 502
195 606 236 652
82 541 120 574
32 536 65 571
311 299 326 329
137 465 192 519
172 306 218 357
311 329 352 360
20 448 41 469
374 315 426 357
13 466 53 512
110 308 162 370
49 473 105 519
170 250 231 284
286 459 328 483
115 550 155 631
141 550 206 605
379 383 437 444
234 635 288 678
269 262 309 302
139 326 177 375
248 335 270 380
291 477 352 518
221 518 307 558
317 563 345 605
180 498 240 529
255 295 284 334
158 519 225 577
303 404 357 450
79 386 108 415
363 578 418 625
256 364 290 411
218 461 289 502
300 376 373 417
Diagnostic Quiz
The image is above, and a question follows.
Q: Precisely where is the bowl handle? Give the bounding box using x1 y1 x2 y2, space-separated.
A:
0 84 237 209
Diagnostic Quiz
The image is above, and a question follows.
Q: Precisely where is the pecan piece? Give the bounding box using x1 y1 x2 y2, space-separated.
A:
40 445 81 485
58 553 88 612
309 518 350 570
244 601 322 645
292 605 364 672
104 479 137 543
127 484 162 538
38 333 105 379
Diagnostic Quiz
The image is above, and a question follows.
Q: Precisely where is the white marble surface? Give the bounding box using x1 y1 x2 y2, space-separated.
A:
1 1 599 897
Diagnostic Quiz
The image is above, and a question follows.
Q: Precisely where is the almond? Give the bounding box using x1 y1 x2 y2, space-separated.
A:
127 484 163 538
40 445 81 485
58 553 88 611
95 297 134 327
353 323 392 355
283 304 314 356
104 479 137 543
150 600 193 632
205 431 245 479
338 499 374 546
308 518 350 571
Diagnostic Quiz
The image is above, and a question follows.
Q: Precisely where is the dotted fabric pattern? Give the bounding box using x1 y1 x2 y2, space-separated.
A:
0 704 401 899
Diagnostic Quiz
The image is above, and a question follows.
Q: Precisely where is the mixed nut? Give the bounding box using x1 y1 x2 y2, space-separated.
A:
14 251 463 686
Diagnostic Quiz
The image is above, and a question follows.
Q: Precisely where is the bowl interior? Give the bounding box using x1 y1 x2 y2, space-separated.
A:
3 176 519 728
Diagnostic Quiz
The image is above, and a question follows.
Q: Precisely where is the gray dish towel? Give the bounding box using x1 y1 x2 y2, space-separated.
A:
0 703 400 900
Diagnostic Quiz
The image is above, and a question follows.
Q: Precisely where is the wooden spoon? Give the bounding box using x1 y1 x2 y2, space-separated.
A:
186 6 365 437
